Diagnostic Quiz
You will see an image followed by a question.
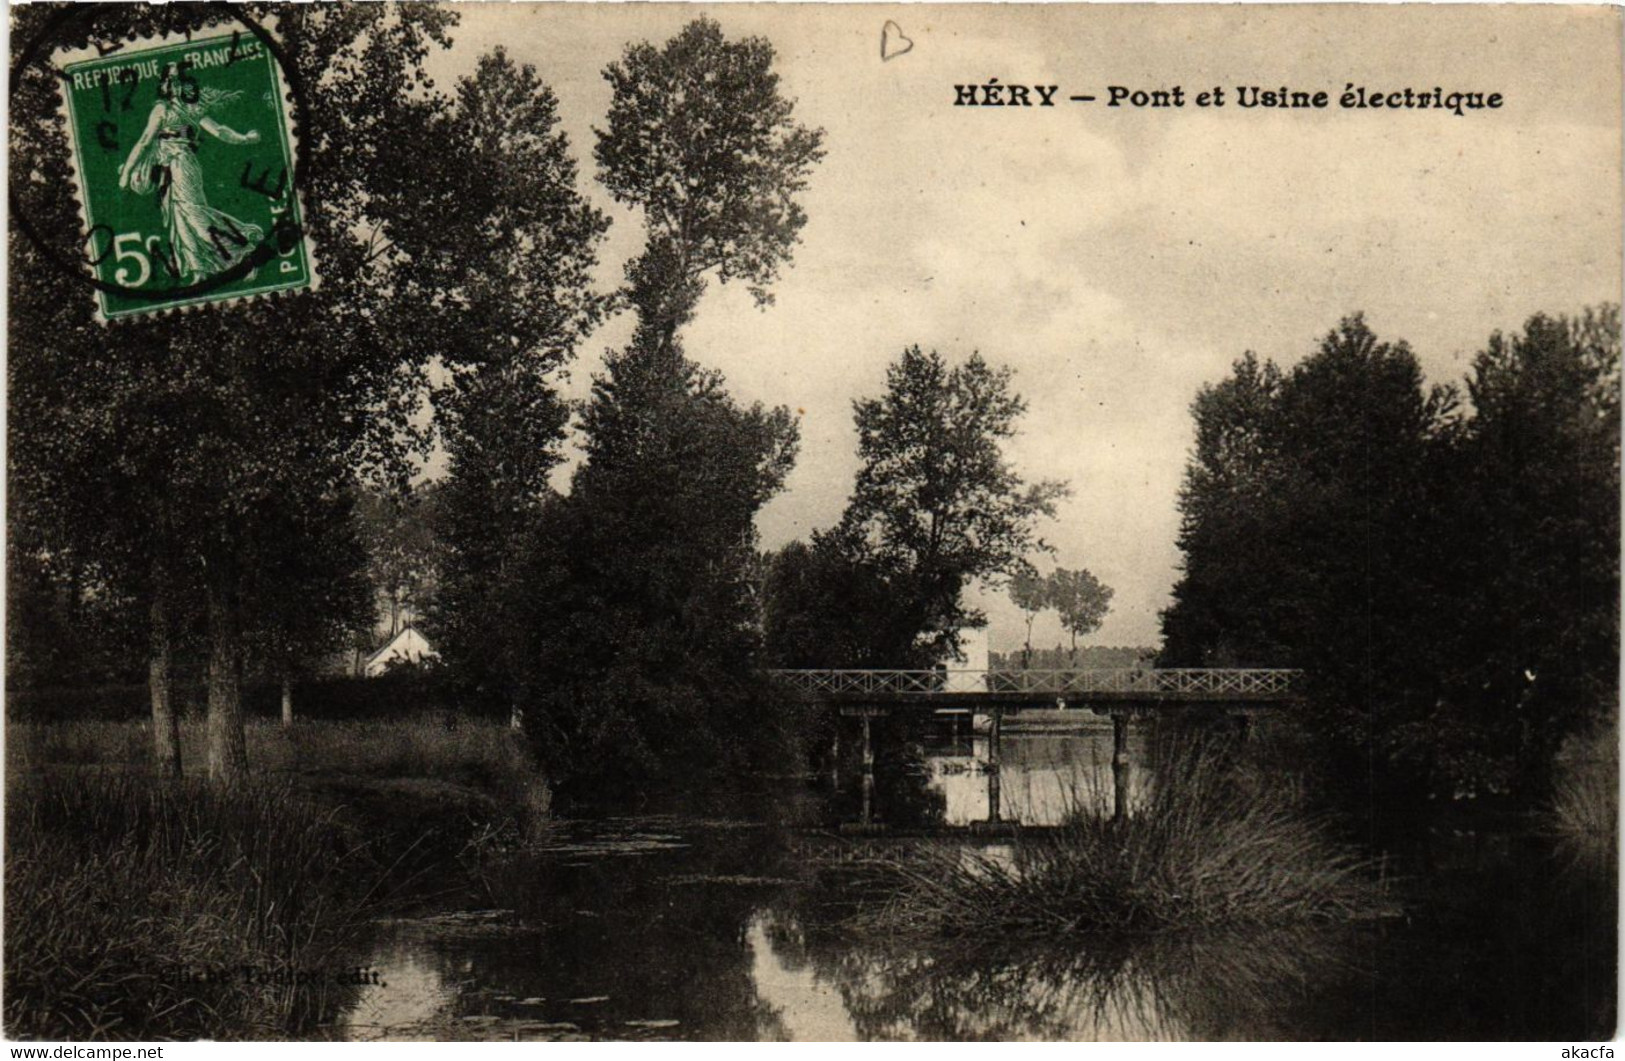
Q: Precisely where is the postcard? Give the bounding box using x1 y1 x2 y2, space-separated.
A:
7 2 1619 1045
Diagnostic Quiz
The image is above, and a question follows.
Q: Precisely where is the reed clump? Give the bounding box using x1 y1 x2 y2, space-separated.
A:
865 739 1377 936
4 771 387 1040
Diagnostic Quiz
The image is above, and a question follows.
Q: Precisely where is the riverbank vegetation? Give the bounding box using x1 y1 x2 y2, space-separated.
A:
7 772 376 1039
5 717 548 1040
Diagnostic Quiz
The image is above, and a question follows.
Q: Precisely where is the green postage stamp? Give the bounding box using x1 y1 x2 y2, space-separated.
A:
59 30 315 320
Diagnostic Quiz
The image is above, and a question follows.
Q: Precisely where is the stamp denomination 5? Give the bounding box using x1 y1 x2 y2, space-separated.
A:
56 27 314 320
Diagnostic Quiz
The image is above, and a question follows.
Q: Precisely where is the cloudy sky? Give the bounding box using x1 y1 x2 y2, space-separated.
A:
425 3 1621 652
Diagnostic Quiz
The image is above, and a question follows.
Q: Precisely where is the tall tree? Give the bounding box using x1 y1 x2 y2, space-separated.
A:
10 4 459 782
515 357 799 788
1047 566 1113 666
408 48 609 712
1447 307 1620 791
1160 351 1287 666
510 18 821 793
354 483 441 649
1266 317 1460 788
832 346 1069 666
595 16 825 350
241 488 377 726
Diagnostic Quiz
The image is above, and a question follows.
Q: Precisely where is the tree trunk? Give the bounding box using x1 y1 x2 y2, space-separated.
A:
149 593 182 778
281 674 294 728
205 559 249 785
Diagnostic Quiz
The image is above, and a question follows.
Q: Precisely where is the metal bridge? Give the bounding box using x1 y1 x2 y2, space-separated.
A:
768 668 1302 708
771 668 1303 830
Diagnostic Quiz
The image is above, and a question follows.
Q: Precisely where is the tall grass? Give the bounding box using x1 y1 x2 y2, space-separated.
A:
5 715 552 1039
5 773 381 1039
7 716 550 821
9 716 538 785
862 737 1377 936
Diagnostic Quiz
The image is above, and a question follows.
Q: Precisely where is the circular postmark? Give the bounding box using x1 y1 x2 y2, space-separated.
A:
10 3 316 320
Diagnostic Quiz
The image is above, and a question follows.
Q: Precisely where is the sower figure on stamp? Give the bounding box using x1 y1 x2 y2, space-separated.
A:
118 63 263 282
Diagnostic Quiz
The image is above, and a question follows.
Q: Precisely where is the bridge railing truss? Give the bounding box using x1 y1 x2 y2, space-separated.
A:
767 668 1302 699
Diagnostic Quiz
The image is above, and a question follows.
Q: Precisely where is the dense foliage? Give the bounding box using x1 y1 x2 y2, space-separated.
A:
507 347 802 793
419 48 609 713
491 18 821 795
9 3 461 780
765 347 1068 668
1161 310 1620 802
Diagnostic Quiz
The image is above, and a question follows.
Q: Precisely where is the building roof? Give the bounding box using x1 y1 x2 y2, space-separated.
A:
364 625 437 675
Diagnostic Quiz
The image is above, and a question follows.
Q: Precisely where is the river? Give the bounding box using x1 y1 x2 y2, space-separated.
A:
331 719 1616 1041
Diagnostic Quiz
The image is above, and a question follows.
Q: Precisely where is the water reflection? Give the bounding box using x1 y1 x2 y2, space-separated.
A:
765 914 1362 1041
332 804 1365 1041
925 728 1150 825
331 727 1614 1041
340 933 461 1041
833 714 1151 828
745 914 858 1041
340 890 1363 1042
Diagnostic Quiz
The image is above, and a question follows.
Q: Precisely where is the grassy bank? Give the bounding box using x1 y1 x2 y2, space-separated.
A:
860 738 1378 936
5 716 549 1040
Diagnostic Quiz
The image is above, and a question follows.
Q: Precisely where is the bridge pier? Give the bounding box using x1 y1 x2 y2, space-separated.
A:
860 714 875 825
1112 712 1130 823
986 708 1003 824
789 669 1299 833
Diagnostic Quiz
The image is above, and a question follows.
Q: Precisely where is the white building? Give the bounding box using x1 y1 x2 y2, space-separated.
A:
943 627 991 692
364 626 438 676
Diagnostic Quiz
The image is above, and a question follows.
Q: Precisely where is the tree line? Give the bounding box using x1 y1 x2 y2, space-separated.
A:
11 10 1069 799
1160 310 1619 805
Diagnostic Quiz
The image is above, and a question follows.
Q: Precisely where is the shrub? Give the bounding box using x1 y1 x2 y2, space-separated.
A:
524 666 816 805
